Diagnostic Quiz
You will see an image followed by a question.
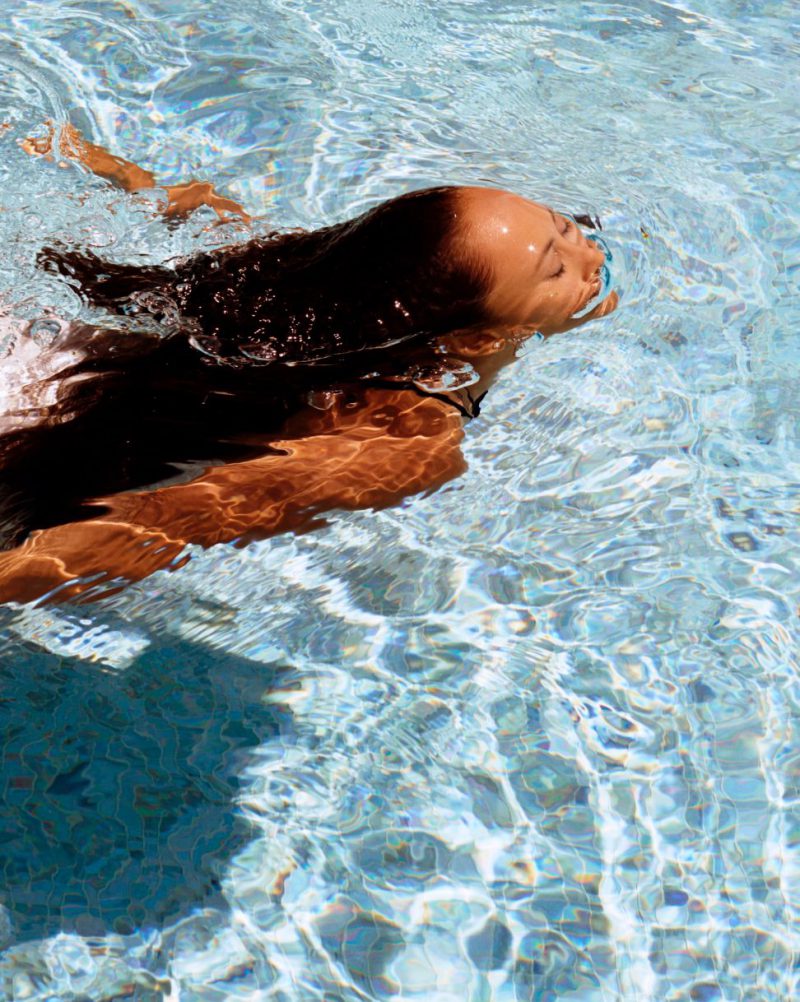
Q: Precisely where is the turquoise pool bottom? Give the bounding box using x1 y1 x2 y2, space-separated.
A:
1 0 800 999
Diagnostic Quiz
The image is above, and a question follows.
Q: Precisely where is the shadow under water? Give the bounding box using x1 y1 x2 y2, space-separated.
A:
0 625 293 945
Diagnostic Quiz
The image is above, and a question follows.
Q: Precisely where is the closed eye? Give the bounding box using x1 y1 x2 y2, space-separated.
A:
551 261 565 279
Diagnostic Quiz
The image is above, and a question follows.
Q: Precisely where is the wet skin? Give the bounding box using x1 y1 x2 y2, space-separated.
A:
21 124 616 335
0 126 619 604
456 187 614 334
0 312 612 605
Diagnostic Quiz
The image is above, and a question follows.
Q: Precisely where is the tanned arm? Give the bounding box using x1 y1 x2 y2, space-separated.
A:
21 121 251 222
0 388 466 604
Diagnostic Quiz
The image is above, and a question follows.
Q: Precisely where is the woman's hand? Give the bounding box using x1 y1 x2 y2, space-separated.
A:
163 179 251 222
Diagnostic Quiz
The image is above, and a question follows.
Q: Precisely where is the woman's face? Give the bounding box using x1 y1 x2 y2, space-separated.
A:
457 187 608 335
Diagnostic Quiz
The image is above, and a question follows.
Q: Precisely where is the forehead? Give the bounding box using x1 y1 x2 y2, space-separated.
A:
455 188 558 286
456 187 554 250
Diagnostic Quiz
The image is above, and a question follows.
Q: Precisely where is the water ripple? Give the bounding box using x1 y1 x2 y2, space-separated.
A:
2 0 800 1000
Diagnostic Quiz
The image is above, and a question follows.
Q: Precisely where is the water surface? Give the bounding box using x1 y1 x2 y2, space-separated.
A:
1 1 799 999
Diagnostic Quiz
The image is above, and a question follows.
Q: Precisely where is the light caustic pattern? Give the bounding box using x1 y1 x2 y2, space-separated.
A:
1 1 800 1000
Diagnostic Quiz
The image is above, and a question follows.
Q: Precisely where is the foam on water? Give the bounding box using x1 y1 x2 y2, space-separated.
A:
1 1 800 999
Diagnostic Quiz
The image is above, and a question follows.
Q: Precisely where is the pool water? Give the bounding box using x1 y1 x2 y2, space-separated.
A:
1 0 799 999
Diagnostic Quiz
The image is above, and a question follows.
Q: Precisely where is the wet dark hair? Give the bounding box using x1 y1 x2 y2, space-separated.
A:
39 186 492 365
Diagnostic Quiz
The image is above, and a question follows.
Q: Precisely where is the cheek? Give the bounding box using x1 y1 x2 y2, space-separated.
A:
523 286 569 322
517 291 577 332
484 272 576 327
483 282 536 326
544 278 583 313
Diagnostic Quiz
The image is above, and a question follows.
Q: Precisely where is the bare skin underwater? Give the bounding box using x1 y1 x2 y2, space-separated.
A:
0 122 618 604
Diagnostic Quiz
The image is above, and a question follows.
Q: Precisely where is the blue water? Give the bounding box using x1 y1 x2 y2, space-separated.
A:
1 0 799 998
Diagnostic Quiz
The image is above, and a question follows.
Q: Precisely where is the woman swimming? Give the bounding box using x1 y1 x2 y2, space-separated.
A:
0 123 617 603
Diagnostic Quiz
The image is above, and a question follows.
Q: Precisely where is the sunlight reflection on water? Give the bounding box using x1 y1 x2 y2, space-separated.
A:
1 0 800 999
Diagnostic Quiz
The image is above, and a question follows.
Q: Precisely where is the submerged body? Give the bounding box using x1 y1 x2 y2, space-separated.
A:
0 123 618 603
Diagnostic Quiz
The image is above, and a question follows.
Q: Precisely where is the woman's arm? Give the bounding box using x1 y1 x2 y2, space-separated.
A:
0 388 465 604
22 121 250 222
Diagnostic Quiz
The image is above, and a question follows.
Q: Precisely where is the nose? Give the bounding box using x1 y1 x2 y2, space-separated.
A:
564 235 604 279
581 237 604 280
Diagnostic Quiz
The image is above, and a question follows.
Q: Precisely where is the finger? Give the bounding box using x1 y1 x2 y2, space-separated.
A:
20 136 52 156
208 195 251 222
21 121 83 160
21 123 56 157
58 122 86 158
